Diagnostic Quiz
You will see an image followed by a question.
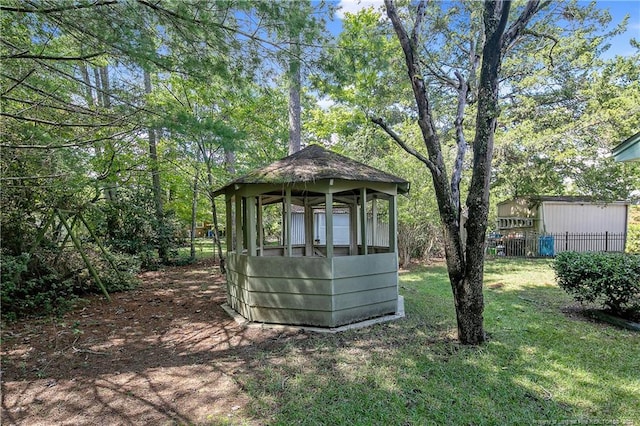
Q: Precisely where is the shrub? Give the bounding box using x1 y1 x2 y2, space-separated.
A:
62 244 141 294
553 251 640 320
1 251 78 321
1 246 140 321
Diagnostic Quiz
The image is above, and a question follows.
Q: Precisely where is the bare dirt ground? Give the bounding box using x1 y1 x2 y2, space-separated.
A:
1 259 300 425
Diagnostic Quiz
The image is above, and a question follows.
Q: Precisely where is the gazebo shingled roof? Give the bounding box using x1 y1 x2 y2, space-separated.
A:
214 144 410 195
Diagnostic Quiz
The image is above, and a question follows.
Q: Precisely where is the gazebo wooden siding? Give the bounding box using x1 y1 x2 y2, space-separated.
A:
226 252 398 326
214 145 409 328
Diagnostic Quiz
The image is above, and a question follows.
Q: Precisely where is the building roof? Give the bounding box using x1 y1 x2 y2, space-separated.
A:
214 144 410 195
612 131 640 162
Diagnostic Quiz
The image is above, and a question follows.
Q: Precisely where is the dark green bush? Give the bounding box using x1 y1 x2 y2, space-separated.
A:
89 190 183 269
1 251 78 321
553 251 640 320
62 244 141 294
1 246 140 321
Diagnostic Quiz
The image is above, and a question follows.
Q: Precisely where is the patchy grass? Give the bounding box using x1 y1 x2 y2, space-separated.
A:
238 259 640 425
176 238 221 260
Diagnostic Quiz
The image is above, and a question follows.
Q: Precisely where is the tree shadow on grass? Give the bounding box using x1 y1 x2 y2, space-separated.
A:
482 281 640 423
2 261 637 425
238 270 638 424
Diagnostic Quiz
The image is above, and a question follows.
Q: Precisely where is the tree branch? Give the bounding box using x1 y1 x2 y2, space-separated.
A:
523 29 559 67
370 116 437 173
1 72 101 116
450 71 469 213
0 111 133 128
0 1 118 13
411 1 426 50
419 59 458 88
0 128 137 149
1 51 104 61
0 173 69 181
1 95 115 117
501 0 546 53
1 68 35 96
384 0 441 161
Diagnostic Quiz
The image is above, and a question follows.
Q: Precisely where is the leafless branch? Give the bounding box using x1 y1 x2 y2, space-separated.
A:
1 51 104 61
0 1 118 13
1 68 36 96
411 1 426 50
419 59 458 88
501 0 548 53
0 128 137 149
370 116 437 173
450 70 469 212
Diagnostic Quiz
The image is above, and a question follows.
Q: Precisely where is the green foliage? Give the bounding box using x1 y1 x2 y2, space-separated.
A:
63 244 141 294
315 7 406 114
1 243 140 321
1 251 77 321
553 251 640 319
89 190 183 269
1 0 336 322
626 223 640 254
494 40 640 200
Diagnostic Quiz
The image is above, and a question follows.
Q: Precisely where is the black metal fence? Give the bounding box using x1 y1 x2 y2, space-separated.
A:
487 232 628 258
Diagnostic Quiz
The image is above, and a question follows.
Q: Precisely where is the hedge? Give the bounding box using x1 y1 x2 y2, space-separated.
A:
553 251 640 320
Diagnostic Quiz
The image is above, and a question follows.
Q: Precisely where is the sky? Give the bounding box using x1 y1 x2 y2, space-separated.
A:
331 0 640 58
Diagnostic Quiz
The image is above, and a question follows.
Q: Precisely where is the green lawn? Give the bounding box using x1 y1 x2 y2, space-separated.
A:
238 259 639 425
176 238 220 260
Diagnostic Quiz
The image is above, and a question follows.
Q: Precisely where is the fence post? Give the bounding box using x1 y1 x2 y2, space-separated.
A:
565 232 569 251
605 231 608 252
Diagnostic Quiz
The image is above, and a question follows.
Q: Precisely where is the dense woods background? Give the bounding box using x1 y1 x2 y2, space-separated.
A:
2 0 639 322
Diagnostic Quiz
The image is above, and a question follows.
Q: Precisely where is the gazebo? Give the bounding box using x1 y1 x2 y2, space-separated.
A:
213 144 410 328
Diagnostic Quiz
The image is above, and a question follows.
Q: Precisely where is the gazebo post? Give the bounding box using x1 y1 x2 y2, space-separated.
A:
285 188 292 257
325 192 334 258
225 196 232 253
246 196 256 256
242 198 248 250
212 145 409 328
304 197 313 256
235 195 243 253
257 196 264 256
372 196 378 250
360 188 368 255
389 196 397 254
349 198 358 255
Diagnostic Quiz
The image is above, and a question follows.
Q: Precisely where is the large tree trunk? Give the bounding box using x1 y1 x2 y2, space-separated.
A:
381 0 536 344
144 70 169 264
198 142 226 273
224 148 236 174
79 64 96 107
455 0 512 344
